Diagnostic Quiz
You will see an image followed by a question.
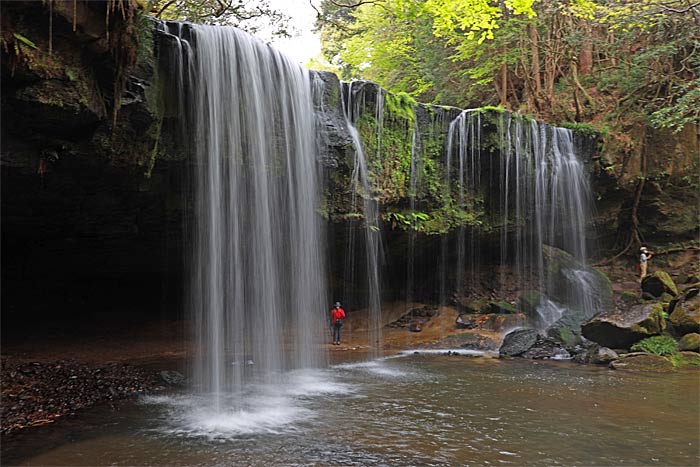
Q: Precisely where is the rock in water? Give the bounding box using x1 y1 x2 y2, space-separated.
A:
610 354 675 372
520 336 570 359
678 333 700 352
641 270 679 298
499 329 538 357
590 346 619 364
581 303 666 349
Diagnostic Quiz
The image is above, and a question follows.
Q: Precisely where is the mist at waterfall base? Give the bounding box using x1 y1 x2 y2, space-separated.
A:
155 21 603 436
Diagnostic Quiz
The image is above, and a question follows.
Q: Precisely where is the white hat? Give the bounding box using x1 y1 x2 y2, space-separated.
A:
640 246 648 251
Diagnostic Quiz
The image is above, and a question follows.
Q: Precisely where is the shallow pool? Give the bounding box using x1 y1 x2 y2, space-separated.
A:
3 353 699 466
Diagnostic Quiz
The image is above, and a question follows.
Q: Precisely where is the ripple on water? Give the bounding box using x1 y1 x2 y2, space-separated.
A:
332 360 411 378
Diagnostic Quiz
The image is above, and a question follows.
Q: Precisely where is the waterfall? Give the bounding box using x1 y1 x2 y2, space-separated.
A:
156 22 326 403
341 82 383 355
445 111 597 327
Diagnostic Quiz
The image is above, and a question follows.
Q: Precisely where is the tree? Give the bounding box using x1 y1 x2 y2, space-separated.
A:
147 0 292 37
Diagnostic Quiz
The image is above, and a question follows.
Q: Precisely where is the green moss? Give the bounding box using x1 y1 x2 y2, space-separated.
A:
134 13 155 67
478 105 507 114
631 335 679 356
669 352 700 368
620 291 638 303
559 122 599 138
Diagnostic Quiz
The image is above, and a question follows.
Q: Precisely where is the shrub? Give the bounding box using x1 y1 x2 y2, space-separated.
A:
631 335 679 356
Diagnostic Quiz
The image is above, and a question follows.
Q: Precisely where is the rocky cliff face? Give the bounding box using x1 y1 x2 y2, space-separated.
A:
1 2 185 325
2 4 697 326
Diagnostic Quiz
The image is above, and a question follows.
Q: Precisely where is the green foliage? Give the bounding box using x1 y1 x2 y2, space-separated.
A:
559 122 598 138
631 335 679 356
385 92 416 124
146 0 291 37
317 0 699 157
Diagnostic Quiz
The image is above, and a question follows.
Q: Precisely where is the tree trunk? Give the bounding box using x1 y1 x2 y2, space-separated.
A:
579 23 593 75
529 23 542 96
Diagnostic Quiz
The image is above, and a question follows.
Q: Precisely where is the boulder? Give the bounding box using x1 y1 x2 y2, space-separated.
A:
520 336 571 360
547 313 584 346
581 303 666 349
641 270 679 298
518 290 543 319
499 329 538 357
542 245 613 322
678 333 700 352
669 290 700 335
610 354 675 372
591 346 619 364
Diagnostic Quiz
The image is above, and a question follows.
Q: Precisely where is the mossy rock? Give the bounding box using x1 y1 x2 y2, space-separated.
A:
631 303 667 335
669 292 700 335
610 353 675 372
547 324 581 347
678 333 700 352
518 291 543 319
488 301 517 314
582 303 665 349
641 270 679 298
465 298 490 314
619 291 638 304
673 351 700 368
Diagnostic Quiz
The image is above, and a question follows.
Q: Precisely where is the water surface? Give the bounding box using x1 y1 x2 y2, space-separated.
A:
3 354 698 466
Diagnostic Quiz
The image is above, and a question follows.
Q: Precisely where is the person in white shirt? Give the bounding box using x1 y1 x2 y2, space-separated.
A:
640 246 653 280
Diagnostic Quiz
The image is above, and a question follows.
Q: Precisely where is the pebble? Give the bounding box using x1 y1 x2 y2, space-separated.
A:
1 359 162 435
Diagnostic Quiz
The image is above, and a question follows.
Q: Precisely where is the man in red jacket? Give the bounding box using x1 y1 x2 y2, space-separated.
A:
330 302 346 345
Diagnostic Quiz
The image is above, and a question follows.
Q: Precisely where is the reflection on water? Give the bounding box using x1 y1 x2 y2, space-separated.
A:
3 355 699 466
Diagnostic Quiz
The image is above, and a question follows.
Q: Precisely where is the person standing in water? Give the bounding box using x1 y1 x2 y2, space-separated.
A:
330 302 346 345
640 246 653 280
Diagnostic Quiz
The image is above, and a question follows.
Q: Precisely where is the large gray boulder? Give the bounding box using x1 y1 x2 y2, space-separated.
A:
581 303 666 349
499 329 538 357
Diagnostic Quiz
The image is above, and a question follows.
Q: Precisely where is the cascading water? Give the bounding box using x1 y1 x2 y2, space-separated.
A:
156 22 327 406
444 110 483 302
341 82 384 355
445 111 598 328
